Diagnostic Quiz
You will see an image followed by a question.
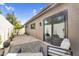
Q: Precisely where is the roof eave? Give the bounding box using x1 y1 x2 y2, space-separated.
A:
24 3 59 25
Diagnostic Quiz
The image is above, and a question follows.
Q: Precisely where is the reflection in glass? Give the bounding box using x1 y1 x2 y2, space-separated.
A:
44 15 66 46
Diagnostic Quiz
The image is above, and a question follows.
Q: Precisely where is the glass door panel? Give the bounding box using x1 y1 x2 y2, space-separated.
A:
44 14 67 46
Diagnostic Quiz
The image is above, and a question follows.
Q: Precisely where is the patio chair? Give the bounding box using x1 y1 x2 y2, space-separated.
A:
47 38 72 56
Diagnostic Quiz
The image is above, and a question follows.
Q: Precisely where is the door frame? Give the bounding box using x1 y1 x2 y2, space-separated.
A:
43 10 68 41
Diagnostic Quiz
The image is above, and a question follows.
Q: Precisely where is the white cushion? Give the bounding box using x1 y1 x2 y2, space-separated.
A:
60 38 70 49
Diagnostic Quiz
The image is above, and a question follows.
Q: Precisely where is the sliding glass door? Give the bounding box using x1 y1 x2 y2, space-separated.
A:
44 17 52 43
44 11 68 46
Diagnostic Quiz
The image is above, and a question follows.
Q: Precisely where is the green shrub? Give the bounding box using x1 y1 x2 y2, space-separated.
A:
9 32 14 41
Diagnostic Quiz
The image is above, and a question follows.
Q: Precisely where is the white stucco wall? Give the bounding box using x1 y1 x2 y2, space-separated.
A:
18 27 25 35
0 15 14 48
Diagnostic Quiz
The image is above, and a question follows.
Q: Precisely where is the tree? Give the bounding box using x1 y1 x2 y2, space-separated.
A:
6 13 17 25
6 12 23 35
14 21 23 35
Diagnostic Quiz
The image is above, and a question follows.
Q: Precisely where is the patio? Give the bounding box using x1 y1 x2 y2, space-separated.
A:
6 35 48 56
10 35 41 46
3 34 71 56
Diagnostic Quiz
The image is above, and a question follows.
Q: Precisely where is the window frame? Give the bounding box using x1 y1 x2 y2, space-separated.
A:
30 23 36 29
43 10 68 41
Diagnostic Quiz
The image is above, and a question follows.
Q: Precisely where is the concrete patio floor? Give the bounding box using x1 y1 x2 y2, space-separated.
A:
8 35 45 55
5 34 51 56
10 35 41 46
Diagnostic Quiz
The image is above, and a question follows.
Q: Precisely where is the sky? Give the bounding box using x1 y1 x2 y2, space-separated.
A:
0 3 48 24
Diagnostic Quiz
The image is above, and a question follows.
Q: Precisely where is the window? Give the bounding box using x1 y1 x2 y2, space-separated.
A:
39 22 42 26
53 15 65 38
30 23 35 29
44 10 68 46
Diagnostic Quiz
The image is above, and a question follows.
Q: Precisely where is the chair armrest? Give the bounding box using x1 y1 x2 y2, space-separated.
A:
48 45 71 52
47 45 72 55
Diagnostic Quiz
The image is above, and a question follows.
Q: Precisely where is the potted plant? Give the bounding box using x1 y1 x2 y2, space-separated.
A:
3 41 10 48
